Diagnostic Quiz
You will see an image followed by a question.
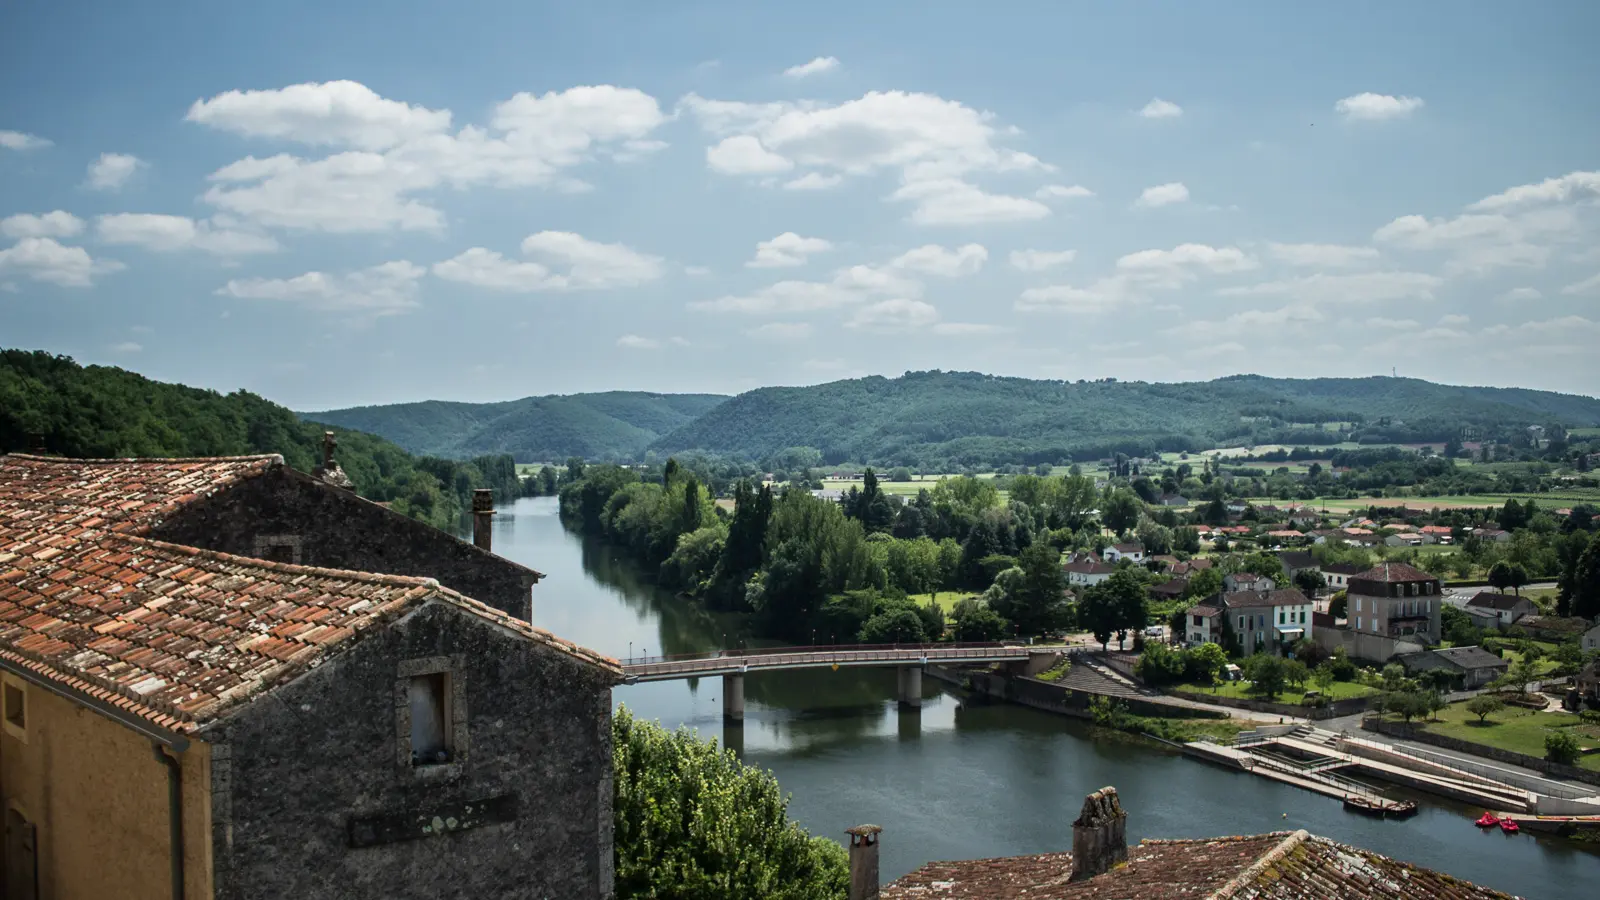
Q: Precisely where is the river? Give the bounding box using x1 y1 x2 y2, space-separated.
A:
474 497 1598 898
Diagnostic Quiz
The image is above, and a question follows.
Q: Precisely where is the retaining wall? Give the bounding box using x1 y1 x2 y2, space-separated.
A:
1168 689 1369 721
1362 720 1600 788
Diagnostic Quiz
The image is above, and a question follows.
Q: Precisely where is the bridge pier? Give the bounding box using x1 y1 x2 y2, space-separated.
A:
897 665 922 711
722 672 745 723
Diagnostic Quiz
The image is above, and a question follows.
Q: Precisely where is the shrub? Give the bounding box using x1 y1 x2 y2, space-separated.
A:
1545 730 1581 766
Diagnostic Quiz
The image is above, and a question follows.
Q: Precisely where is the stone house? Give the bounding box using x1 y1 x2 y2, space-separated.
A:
0 453 618 900
1397 646 1509 690
1464 592 1536 628
1319 562 1364 591
1346 562 1443 645
1185 589 1313 656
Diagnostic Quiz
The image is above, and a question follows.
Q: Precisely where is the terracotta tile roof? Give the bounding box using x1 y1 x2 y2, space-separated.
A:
1350 561 1435 584
0 532 618 734
1221 588 1311 609
882 831 1517 899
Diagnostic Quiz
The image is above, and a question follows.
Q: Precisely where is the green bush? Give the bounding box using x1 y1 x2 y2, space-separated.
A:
1545 729 1581 766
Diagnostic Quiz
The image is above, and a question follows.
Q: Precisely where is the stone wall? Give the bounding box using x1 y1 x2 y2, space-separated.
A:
204 600 618 900
1167 689 1370 721
1362 719 1600 788
151 466 538 619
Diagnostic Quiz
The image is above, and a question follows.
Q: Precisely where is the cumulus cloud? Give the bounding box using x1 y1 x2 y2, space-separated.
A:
1496 286 1542 303
846 298 940 332
1009 249 1076 272
110 341 143 353
691 263 918 315
783 172 843 191
931 322 1007 335
217 260 425 316
1562 272 1600 296
1135 182 1189 208
1216 271 1443 304
617 334 665 349
1335 93 1424 121
1019 243 1254 314
1372 207 1578 276
783 56 839 78
0 237 124 287
1036 184 1093 200
748 232 832 268
96 214 279 255
890 243 987 277
1 211 85 240
433 231 665 292
891 179 1050 225
1138 98 1182 119
1015 280 1138 314
1468 171 1600 212
707 135 794 174
190 81 666 232
1267 242 1379 267
1115 243 1257 283
0 130 51 151
86 153 145 191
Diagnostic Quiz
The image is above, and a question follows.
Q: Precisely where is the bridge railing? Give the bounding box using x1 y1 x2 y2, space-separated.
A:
620 641 1026 668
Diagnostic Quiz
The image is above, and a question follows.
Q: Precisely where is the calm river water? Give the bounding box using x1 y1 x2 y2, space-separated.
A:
473 497 1597 898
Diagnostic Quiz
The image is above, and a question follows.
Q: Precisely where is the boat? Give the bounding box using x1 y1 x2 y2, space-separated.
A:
1500 819 1520 834
1475 812 1501 828
1343 796 1419 819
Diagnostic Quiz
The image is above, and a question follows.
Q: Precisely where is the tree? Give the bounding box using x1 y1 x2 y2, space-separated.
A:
612 707 848 899
858 609 928 644
1312 663 1336 695
1185 643 1228 685
1005 541 1071 636
1283 659 1310 691
1184 567 1223 601
1077 578 1131 652
1546 730 1581 766
1500 498 1529 531
1102 489 1143 537
1135 642 1187 685
949 597 1009 642
1487 561 1515 594
1572 531 1600 620
1292 569 1326 596
1466 695 1503 723
1243 655 1287 699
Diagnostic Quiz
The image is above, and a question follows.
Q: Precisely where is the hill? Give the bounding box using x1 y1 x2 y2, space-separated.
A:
302 392 728 461
0 350 520 530
647 372 1600 468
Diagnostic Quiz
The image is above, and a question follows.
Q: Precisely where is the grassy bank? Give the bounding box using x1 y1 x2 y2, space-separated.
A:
1174 679 1376 704
1401 701 1600 772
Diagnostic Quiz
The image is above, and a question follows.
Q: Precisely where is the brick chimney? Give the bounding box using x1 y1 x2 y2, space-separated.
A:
846 824 881 900
1070 787 1127 882
312 431 355 490
471 489 494 552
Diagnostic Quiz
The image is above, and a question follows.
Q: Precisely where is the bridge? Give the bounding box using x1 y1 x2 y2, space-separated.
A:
620 643 1037 722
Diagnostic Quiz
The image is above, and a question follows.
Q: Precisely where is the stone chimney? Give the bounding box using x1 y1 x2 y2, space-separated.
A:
312 431 355 490
845 824 881 900
471 489 494 552
1069 786 1127 882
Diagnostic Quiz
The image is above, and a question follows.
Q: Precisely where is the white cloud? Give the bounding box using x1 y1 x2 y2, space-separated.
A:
1335 93 1424 121
783 172 842 191
748 322 814 341
1267 242 1378 267
0 130 51 151
706 135 794 174
691 262 917 314
1 211 85 240
1372 207 1578 276
617 334 661 349
1562 272 1600 296
1015 279 1137 314
1116 243 1258 283
846 298 940 332
85 153 145 191
1217 271 1443 304
434 231 664 292
890 243 987 277
110 341 142 353
1496 286 1542 303
0 237 123 287
193 81 666 232
1018 243 1254 313
891 179 1050 225
748 232 832 268
1009 249 1076 272
1135 182 1189 208
217 260 425 316
96 213 279 255
1035 184 1093 200
1139 98 1182 119
1469 171 1600 212
783 57 839 78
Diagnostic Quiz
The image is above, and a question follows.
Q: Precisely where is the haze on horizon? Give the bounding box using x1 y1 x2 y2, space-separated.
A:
2 1 1598 411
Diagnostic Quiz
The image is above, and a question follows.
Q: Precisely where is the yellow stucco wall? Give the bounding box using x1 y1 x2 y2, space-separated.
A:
0 678 212 900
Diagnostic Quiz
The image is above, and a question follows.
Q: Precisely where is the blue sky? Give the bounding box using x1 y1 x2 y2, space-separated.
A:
2 1 1597 410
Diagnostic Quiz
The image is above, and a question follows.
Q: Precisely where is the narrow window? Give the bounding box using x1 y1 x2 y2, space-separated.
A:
409 673 451 765
3 682 24 732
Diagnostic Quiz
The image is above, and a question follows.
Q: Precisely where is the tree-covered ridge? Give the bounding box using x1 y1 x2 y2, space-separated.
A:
0 349 524 530
302 390 729 461
649 371 1600 468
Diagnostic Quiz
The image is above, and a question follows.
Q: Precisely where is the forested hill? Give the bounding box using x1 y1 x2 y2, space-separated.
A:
0 350 520 530
648 372 1600 468
302 391 728 461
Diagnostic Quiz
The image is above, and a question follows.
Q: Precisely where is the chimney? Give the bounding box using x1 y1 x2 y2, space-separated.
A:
472 489 494 552
321 431 337 471
845 824 881 900
1070 786 1127 882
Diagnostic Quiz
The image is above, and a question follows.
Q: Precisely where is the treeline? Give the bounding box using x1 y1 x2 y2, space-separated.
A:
0 350 517 531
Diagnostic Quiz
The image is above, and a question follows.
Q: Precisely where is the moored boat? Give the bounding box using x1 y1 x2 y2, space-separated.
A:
1500 819 1520 834
1475 812 1500 828
1343 796 1419 819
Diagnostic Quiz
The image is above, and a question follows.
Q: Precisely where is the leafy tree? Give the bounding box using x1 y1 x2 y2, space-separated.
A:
1101 489 1143 537
1000 541 1070 636
1077 569 1148 651
1312 663 1336 695
1572 531 1600 620
1185 643 1229 684
1328 591 1348 620
1488 561 1528 596
1243 655 1287 699
858 609 929 644
1184 567 1223 601
1545 730 1581 766
1292 569 1326 596
1135 642 1187 685
1466 695 1503 723
1500 498 1529 531
949 597 1009 642
612 706 848 899
1283 659 1310 690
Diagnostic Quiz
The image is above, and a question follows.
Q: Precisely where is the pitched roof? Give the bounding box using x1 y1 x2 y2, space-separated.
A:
1063 561 1114 576
881 830 1515 899
1221 588 1311 609
1424 646 1509 671
1188 605 1222 618
1465 592 1532 611
1350 561 1435 584
1277 551 1317 569
1319 563 1365 575
0 532 618 735
1111 542 1143 553
1148 578 1188 596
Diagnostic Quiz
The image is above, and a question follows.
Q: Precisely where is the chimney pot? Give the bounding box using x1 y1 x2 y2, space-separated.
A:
472 489 495 552
1070 786 1127 882
321 431 337 469
846 824 881 900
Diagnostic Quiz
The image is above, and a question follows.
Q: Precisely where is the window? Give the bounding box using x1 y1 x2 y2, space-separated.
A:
1355 596 1362 612
252 534 302 565
2 676 26 743
396 656 467 774
409 673 451 766
1278 611 1285 625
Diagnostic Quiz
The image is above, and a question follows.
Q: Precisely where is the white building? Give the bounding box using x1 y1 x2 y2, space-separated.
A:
1102 542 1145 564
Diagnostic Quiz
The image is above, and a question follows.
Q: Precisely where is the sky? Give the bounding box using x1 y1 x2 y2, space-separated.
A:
2 1 1598 411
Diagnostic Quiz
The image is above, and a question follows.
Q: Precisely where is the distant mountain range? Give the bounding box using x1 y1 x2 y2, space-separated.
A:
302 372 1600 468
301 392 728 461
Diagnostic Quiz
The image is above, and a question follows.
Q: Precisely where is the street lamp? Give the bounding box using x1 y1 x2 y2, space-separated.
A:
628 641 633 661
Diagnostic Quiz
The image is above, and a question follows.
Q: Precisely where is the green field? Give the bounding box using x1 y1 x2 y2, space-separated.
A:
1411 700 1600 770
1175 679 1376 704
906 591 978 614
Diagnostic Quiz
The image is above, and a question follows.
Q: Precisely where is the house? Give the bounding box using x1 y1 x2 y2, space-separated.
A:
1185 605 1223 646
1148 577 1189 603
1397 647 1510 689
1169 557 1214 577
1186 588 1313 656
1584 622 1600 652
1063 558 1115 587
811 488 845 502
880 787 1516 899
1287 511 1319 527
1145 554 1181 571
1420 525 1454 544
1576 661 1600 708
1464 592 1537 628
1264 530 1307 545
1157 494 1188 507
0 453 619 899
1102 542 1145 563
1384 532 1429 547
1319 562 1365 591
1346 561 1443 644
1222 572 1275 592
1473 528 1512 542
1277 551 1318 582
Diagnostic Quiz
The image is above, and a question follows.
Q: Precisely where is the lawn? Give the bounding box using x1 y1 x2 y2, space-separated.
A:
1413 700 1600 771
1498 648 1560 676
906 591 977 614
1174 679 1376 704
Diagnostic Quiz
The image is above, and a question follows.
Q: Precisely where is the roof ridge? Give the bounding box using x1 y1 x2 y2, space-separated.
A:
1206 830 1310 899
3 452 285 465
104 532 444 589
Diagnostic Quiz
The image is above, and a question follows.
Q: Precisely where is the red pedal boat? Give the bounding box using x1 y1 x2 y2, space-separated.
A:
1475 812 1500 828
1499 819 1520 834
